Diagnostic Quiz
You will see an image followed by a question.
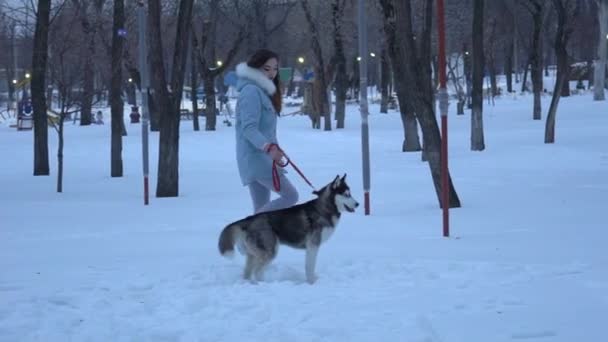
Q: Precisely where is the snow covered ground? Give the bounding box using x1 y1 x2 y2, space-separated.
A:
1 90 607 341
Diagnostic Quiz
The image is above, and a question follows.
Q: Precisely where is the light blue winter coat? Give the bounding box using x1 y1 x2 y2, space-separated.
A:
234 62 285 186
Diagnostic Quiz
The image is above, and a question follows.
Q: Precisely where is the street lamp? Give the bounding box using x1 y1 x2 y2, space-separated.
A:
356 56 361 62
297 57 305 64
370 52 376 57
12 79 17 84
216 60 223 67
25 73 30 79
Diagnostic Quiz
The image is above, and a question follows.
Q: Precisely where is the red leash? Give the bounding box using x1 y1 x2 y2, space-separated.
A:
268 144 315 192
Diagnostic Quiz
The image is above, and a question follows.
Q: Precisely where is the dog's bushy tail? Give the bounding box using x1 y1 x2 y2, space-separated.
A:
218 223 242 258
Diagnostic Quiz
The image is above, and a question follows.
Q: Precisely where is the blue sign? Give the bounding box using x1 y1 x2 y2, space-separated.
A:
303 69 314 81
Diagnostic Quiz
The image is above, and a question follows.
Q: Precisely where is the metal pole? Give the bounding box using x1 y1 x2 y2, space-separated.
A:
137 0 150 205
436 0 449 236
358 0 371 215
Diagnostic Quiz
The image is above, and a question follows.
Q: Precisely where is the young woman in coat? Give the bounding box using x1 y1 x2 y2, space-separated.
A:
234 49 299 213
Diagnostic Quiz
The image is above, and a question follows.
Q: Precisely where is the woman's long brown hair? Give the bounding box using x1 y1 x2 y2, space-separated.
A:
247 49 282 115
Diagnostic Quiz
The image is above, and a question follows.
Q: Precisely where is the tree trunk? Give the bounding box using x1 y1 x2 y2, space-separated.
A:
203 72 217 131
506 43 513 93
301 82 318 128
380 48 390 113
152 0 194 197
471 0 485 151
301 0 330 131
331 0 348 128
32 0 51 176
464 44 473 108
587 59 594 89
80 49 94 125
545 0 576 144
311 73 327 130
594 0 607 101
79 9 95 126
191 28 200 131
7 22 16 105
561 64 571 97
379 0 421 152
287 66 296 97
57 115 64 193
396 84 420 152
521 60 530 92
148 89 159 131
388 0 460 208
488 57 498 97
334 66 347 128
110 0 125 177
529 3 544 120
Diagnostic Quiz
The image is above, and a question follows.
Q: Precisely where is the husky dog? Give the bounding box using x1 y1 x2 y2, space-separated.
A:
218 174 359 284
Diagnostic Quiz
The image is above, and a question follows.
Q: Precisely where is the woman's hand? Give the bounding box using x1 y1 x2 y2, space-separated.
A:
265 143 287 164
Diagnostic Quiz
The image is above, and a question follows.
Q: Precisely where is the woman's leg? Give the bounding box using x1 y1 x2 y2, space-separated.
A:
254 175 299 213
248 181 271 214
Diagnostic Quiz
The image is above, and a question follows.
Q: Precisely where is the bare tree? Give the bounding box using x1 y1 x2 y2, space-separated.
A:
190 23 200 131
378 0 421 152
110 0 124 177
471 0 485 151
330 0 348 128
545 0 580 143
148 0 194 197
246 0 297 50
32 0 51 176
384 0 461 208
47 11 89 192
503 1 516 93
70 0 101 125
3 20 18 106
447 52 467 115
300 0 331 131
194 0 246 131
379 47 391 114
594 0 607 100
521 0 545 120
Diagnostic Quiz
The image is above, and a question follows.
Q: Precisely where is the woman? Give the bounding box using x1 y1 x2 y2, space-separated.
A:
234 49 299 214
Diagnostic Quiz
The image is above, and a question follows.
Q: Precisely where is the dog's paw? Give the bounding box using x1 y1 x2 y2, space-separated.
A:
306 274 318 284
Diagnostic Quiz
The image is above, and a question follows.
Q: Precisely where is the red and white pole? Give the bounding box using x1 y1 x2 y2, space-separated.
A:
436 0 449 236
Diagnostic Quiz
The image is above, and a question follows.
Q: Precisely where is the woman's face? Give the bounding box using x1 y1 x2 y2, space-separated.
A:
260 58 279 80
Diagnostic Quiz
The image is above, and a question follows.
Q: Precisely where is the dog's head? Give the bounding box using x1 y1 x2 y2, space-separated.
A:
313 174 359 213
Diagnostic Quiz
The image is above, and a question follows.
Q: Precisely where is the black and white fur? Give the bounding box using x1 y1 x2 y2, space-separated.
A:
218 174 359 284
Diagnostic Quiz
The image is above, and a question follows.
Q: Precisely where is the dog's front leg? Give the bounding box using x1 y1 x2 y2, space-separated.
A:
305 244 319 284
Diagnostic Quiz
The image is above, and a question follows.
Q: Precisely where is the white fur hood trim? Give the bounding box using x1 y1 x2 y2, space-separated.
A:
236 62 276 95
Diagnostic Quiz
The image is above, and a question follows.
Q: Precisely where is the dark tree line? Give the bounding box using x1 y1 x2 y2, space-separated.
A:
4 0 602 206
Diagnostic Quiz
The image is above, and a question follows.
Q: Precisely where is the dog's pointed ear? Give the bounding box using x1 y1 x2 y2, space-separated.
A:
332 175 340 189
341 173 347 181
